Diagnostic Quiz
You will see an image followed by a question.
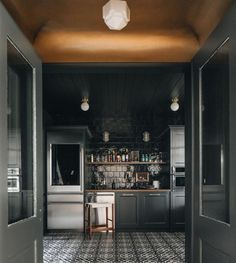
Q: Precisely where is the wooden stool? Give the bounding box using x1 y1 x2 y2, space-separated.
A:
85 202 115 239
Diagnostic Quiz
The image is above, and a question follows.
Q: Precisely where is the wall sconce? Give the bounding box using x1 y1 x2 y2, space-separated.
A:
103 131 110 142
81 97 89 111
170 97 179 111
143 131 150 142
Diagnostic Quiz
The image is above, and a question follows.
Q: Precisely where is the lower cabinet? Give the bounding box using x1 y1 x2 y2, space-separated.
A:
171 190 185 231
115 192 139 229
115 191 170 230
140 192 170 229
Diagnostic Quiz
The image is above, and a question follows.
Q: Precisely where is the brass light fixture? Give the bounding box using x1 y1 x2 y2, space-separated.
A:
103 131 110 142
143 131 150 142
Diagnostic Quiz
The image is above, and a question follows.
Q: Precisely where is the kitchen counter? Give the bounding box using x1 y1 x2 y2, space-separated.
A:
85 189 171 192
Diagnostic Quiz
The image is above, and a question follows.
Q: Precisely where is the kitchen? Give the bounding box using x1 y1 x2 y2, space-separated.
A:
1 0 236 262
43 65 186 261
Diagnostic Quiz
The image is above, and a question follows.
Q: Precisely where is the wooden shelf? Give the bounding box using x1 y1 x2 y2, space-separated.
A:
87 161 167 165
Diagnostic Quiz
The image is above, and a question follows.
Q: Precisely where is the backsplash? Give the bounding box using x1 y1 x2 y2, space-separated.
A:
86 164 170 189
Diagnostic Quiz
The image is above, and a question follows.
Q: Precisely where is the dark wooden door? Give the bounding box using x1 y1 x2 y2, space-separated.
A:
191 3 236 262
0 3 43 263
140 192 169 229
115 192 139 229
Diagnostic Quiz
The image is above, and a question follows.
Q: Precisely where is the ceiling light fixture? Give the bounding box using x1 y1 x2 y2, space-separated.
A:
103 0 130 31
143 131 150 142
103 131 110 142
81 97 89 111
170 97 179 112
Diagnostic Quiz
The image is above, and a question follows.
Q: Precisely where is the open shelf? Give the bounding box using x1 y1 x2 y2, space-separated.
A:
87 161 167 165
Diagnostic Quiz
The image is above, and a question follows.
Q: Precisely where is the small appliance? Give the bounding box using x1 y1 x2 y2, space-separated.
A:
153 180 160 189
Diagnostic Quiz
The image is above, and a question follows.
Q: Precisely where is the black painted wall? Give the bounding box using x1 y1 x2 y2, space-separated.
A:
43 65 185 148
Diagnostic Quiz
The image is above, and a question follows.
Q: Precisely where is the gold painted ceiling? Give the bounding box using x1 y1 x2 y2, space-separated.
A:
2 0 232 62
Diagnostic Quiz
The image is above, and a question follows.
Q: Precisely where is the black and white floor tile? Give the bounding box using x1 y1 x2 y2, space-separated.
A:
44 232 185 263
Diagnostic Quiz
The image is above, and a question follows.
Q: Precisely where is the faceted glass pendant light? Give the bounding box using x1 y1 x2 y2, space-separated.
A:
103 0 130 30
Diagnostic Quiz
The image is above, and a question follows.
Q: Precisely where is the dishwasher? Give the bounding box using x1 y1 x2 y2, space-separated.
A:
85 192 115 228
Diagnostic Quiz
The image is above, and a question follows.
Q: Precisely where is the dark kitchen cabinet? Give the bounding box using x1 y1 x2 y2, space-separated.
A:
140 192 170 229
170 126 185 168
171 190 185 231
115 192 139 229
115 191 170 230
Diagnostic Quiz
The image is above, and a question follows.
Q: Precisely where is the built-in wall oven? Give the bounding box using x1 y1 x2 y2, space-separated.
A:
171 166 185 189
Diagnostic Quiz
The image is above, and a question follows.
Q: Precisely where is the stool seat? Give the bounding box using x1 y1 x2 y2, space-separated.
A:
85 202 115 239
86 202 112 208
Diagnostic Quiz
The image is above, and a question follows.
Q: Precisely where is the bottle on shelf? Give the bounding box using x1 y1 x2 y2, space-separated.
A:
141 153 145 162
149 153 152 162
112 150 116 162
104 153 107 162
112 180 116 189
121 151 126 162
108 151 112 162
116 153 121 162
125 148 129 162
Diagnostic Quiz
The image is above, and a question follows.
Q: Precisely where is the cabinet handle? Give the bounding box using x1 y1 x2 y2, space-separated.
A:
149 193 161 196
122 194 134 196
171 166 175 174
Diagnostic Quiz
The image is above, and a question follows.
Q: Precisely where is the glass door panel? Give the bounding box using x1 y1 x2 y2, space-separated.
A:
51 144 81 186
200 39 229 223
7 39 34 224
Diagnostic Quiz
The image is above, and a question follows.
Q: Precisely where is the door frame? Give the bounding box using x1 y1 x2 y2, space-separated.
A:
185 63 194 263
0 2 43 263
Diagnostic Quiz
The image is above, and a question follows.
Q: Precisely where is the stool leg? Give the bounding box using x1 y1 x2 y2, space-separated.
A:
106 207 109 233
84 206 87 238
89 206 92 239
112 204 115 238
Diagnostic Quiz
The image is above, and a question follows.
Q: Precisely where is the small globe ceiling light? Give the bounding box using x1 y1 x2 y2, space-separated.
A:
170 97 179 112
143 131 150 142
81 97 89 111
103 131 110 142
103 0 130 30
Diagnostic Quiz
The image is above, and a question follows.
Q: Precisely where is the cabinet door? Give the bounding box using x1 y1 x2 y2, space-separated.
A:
140 192 170 229
115 192 139 229
171 127 185 166
171 191 185 231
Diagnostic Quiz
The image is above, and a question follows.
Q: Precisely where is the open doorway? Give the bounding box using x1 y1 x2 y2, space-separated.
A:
42 64 188 263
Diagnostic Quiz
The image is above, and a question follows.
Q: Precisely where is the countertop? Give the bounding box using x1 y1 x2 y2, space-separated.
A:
85 189 171 192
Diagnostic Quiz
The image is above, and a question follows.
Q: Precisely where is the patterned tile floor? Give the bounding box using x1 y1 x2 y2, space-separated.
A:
44 232 185 263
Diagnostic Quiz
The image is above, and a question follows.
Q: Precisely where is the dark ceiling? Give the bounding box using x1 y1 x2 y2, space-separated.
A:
43 65 185 140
